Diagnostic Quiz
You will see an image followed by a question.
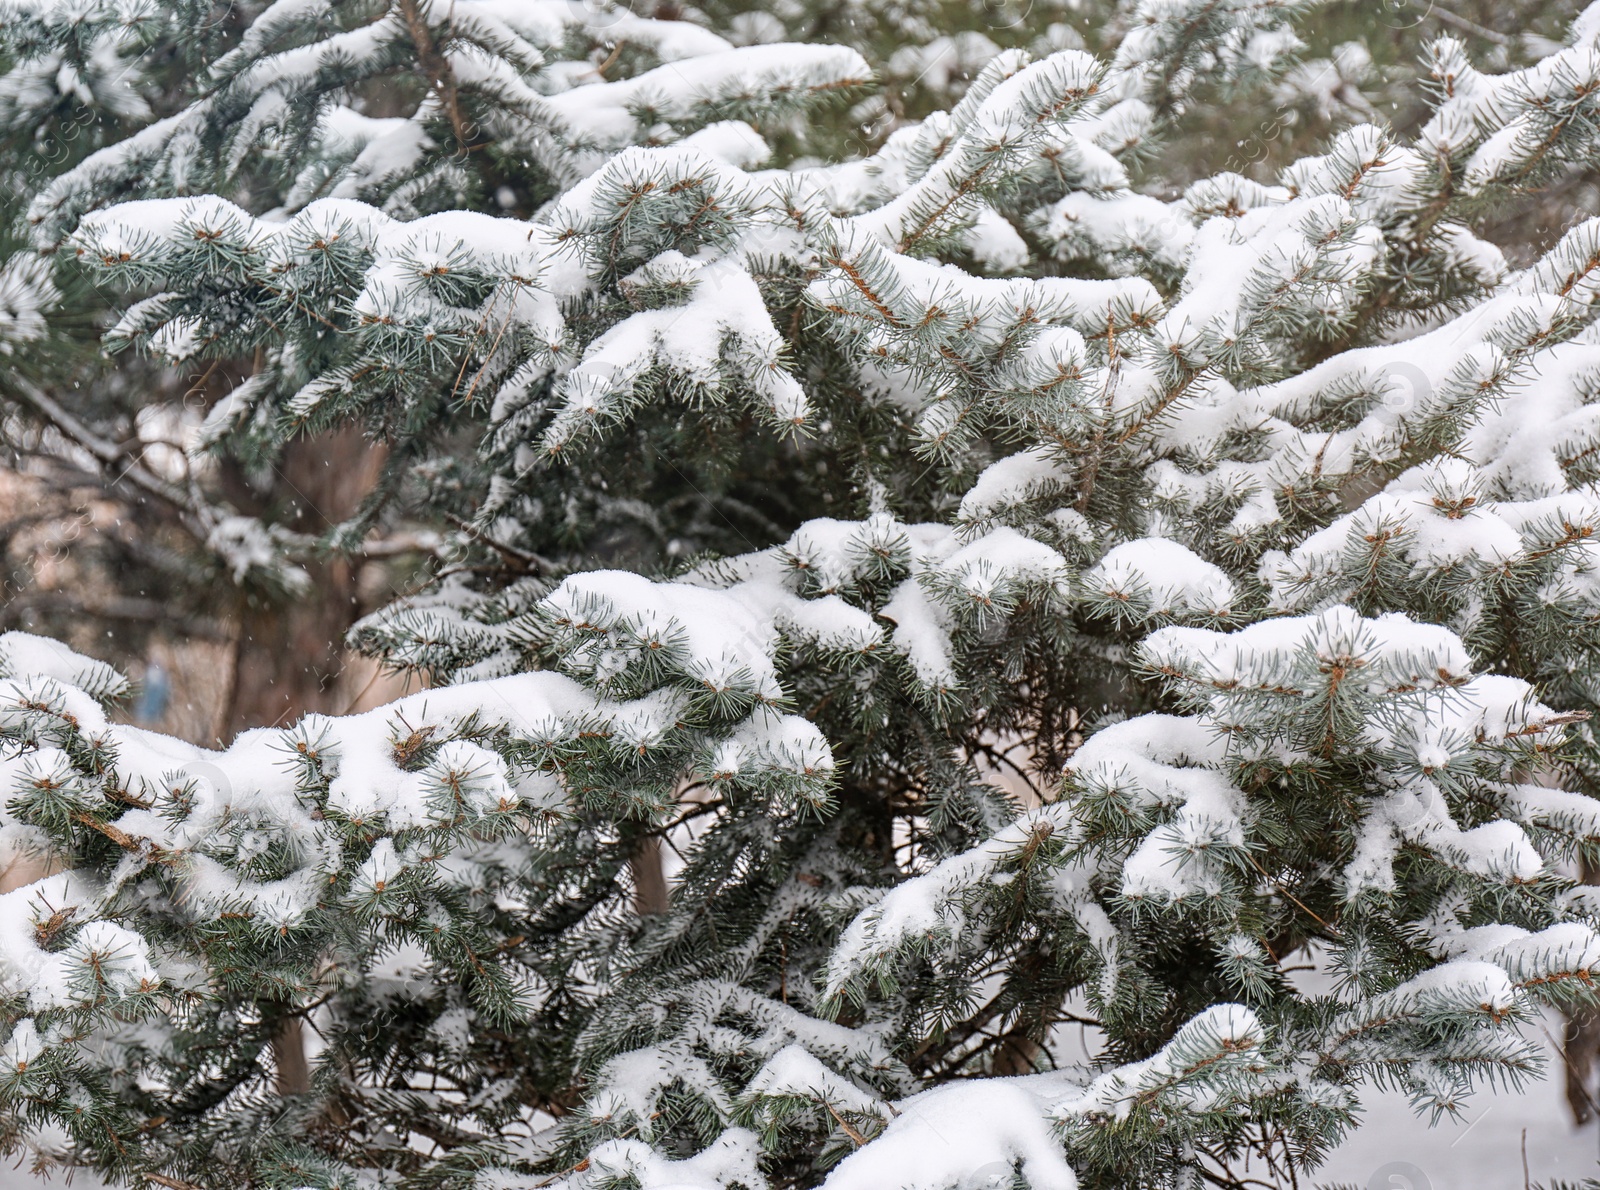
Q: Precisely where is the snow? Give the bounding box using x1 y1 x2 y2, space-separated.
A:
886 32 1001 96
1283 124 1427 222
960 447 1072 525
414 738 519 819
1481 923 1600 992
547 1128 766 1190
539 43 870 180
1083 537 1238 620
824 808 1077 999
0 675 109 742
1113 0 1305 90
206 516 311 592
1156 191 1384 371
1055 1004 1268 1120
1117 764 1246 900
542 568 783 700
707 713 833 783
935 527 1071 604
879 578 957 690
745 1044 882 1114
0 633 127 702
542 248 812 452
846 48 1118 252
48 919 158 1003
679 121 771 170
365 939 437 1001
824 1076 1079 1190
1 1017 43 1075
1036 191 1195 273
0 254 56 352
965 203 1030 271
1142 606 1478 697
810 232 1160 344
1067 714 1237 901
1061 608 1600 958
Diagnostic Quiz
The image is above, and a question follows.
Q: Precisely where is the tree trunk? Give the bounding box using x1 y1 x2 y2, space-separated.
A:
1567 852 1600 1123
1565 1010 1599 1124
630 836 670 917
271 1017 313 1097
990 1031 1042 1076
221 426 384 1094
223 426 383 737
225 550 363 735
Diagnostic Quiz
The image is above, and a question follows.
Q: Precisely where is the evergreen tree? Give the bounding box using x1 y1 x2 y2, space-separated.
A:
5 0 1600 1188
